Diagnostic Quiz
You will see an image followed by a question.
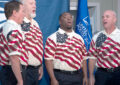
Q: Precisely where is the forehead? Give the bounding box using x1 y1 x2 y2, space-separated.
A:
24 0 35 3
62 13 72 17
103 11 114 16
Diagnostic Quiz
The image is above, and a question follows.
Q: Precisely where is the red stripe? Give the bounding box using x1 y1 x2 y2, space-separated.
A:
98 39 120 67
44 35 84 69
0 49 9 58
93 38 120 68
8 31 22 40
1 56 9 62
1 61 8 66
25 40 43 53
20 56 28 64
20 50 28 59
107 37 120 47
25 33 42 41
47 38 56 47
88 48 97 57
56 48 80 60
23 25 43 63
97 58 109 68
55 53 80 66
27 49 42 63
30 28 42 38
33 25 43 34
55 57 79 70
97 61 103 68
44 48 55 58
25 39 43 52
27 46 43 57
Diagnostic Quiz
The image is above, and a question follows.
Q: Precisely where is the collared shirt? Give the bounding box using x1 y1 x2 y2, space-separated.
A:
88 27 120 68
22 17 43 66
44 28 87 71
0 20 28 66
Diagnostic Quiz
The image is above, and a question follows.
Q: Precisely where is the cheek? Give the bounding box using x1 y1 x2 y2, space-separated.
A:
19 13 24 20
25 6 31 13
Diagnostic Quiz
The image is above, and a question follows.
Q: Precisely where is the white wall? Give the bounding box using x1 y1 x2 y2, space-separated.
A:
70 0 119 32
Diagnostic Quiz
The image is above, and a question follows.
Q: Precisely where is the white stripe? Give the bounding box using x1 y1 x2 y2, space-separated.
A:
0 1 8 2
55 55 80 68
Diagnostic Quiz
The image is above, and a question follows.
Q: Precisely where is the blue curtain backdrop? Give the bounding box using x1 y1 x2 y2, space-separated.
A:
75 0 92 51
0 0 69 85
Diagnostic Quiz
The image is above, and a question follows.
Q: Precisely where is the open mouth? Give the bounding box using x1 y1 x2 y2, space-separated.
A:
68 21 72 24
32 10 36 13
103 22 107 25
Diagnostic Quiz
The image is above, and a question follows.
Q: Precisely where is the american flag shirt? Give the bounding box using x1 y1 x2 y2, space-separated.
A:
0 20 28 66
44 28 87 71
88 28 120 68
22 17 43 66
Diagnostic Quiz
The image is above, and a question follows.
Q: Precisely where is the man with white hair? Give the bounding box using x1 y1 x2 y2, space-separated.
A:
88 10 120 85
19 0 43 85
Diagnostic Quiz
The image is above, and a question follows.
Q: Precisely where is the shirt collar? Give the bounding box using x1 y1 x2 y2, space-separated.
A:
23 17 35 26
103 27 118 36
58 28 75 38
7 19 20 26
6 19 22 34
23 17 30 23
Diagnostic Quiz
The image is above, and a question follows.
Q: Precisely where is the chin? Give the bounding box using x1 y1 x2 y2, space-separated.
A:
67 27 72 29
30 13 36 18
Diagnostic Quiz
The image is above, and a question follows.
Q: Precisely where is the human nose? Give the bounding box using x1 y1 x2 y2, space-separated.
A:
33 3 36 9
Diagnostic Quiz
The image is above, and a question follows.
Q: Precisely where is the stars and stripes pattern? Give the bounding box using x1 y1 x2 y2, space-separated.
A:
21 21 30 31
23 25 43 64
0 28 9 65
0 29 28 65
8 30 28 65
56 32 68 43
44 31 87 70
88 34 120 68
96 33 107 47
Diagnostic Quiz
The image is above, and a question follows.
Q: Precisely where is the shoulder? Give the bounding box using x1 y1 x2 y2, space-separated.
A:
115 27 120 33
46 31 58 43
32 19 40 28
92 31 103 42
2 21 15 36
48 31 57 39
73 33 84 43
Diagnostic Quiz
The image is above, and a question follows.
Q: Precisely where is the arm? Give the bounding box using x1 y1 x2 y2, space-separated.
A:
45 60 59 85
38 30 44 80
82 60 88 85
10 55 23 85
7 30 24 85
38 65 43 80
89 59 96 85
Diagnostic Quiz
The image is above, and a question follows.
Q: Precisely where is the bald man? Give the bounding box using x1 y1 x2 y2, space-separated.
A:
88 10 120 85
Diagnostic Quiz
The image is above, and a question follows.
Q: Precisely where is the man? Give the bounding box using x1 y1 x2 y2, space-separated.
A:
19 0 43 85
0 1 27 85
88 10 120 85
44 12 88 85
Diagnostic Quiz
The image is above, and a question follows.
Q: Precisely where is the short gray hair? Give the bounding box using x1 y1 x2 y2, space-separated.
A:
19 0 25 4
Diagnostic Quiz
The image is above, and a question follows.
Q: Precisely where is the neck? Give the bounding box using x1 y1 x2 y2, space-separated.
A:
61 26 73 33
25 15 32 22
105 25 115 35
9 17 19 24
62 28 72 33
